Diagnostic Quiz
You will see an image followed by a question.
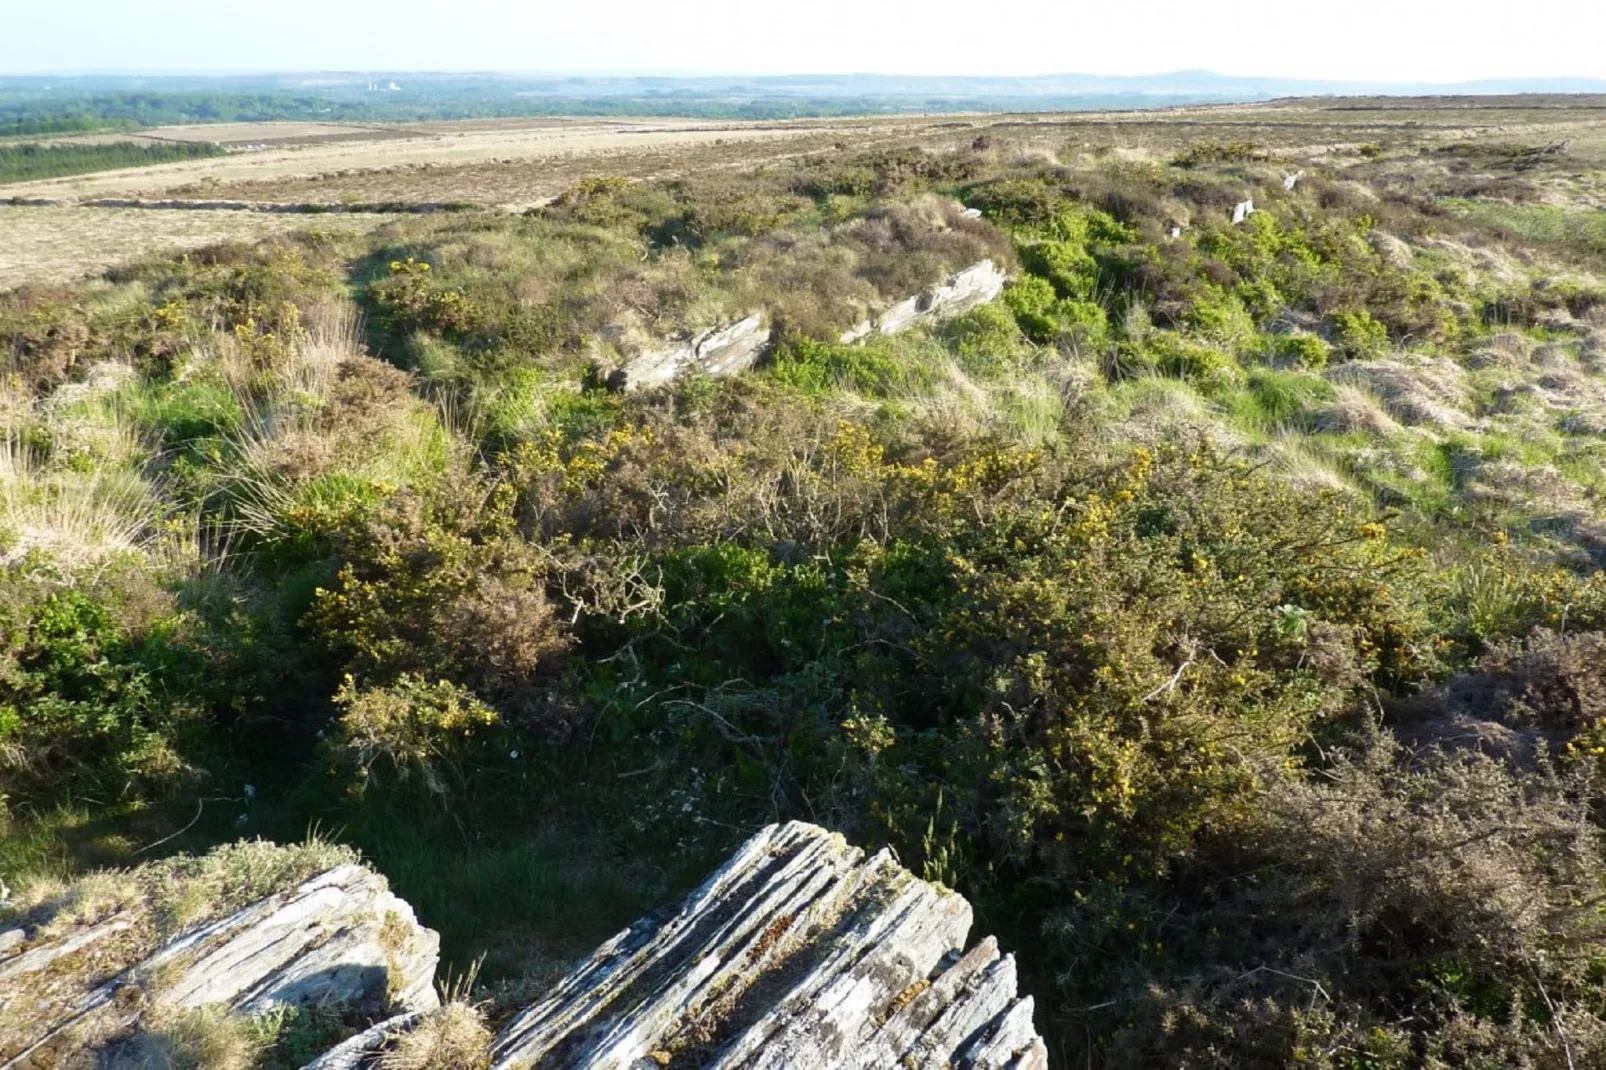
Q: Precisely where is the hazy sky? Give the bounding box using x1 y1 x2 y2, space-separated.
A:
5 0 1604 82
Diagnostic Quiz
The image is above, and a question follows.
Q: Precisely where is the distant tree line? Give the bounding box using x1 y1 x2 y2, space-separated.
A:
0 89 1216 130
0 139 225 184
3 115 137 138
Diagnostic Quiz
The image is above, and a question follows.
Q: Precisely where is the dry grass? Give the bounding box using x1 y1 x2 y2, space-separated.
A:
111 1005 264 1070
1327 355 1473 432
0 438 158 568
0 118 885 203
379 1002 491 1070
0 206 396 289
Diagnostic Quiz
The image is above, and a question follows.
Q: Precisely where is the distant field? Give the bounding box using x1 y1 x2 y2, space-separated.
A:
0 205 398 287
139 120 426 147
0 117 863 204
7 100 1606 209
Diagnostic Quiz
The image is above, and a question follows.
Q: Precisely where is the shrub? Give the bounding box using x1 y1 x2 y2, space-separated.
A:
1183 288 1256 345
1079 737 1606 1069
330 674 500 796
370 258 483 340
0 565 212 800
1143 333 1240 385
1271 331 1331 370
304 487 571 720
1331 308 1390 359
936 303 1030 375
1172 139 1268 168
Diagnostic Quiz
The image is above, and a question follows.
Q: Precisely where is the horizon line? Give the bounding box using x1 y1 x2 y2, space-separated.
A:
4 68 1606 86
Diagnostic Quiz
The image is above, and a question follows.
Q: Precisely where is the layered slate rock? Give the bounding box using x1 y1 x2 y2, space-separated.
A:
0 860 439 1068
840 260 1007 343
611 314 771 392
488 821 1045 1070
611 258 1008 392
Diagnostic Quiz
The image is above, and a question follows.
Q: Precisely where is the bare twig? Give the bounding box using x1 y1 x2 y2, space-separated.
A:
1141 657 1194 704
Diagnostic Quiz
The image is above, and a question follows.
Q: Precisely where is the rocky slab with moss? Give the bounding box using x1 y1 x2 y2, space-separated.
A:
840 260 1008 343
612 314 772 392
0 845 439 1068
488 820 1045 1070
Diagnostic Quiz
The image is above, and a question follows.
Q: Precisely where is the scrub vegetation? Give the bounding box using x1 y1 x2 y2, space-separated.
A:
6 104 1606 1068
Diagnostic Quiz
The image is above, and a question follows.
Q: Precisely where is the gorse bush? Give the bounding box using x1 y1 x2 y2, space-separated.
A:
331 674 501 797
0 561 214 795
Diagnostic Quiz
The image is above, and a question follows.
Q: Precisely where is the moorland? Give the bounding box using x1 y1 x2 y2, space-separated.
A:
5 93 1606 1067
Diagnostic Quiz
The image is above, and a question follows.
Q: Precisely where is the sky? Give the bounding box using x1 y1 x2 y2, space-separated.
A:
3 0 1605 83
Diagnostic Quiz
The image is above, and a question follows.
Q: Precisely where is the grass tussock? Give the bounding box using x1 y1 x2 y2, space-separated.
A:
380 1003 492 1070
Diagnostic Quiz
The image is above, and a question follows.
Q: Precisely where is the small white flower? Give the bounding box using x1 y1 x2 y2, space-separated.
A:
509 750 520 760
243 784 256 801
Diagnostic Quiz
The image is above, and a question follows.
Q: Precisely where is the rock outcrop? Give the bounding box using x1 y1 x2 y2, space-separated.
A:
611 314 771 392
840 260 1008 343
1 825 1043 1069
489 821 1045 1070
612 259 1009 392
0 854 439 1068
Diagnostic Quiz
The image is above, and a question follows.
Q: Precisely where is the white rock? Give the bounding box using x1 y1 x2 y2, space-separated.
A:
144 864 439 1014
0 863 438 1068
839 260 1008 344
614 313 771 391
488 821 1044 1070
1232 200 1256 225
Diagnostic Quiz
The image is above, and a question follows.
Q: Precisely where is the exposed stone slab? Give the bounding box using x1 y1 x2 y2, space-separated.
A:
0 863 438 1069
487 821 1044 1070
841 260 1007 343
612 314 771 392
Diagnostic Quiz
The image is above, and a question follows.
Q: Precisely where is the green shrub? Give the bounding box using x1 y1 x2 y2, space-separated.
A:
304 486 571 718
1137 333 1240 385
937 303 1029 376
0 565 211 799
1270 331 1331 370
1183 288 1256 345
1331 308 1390 359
